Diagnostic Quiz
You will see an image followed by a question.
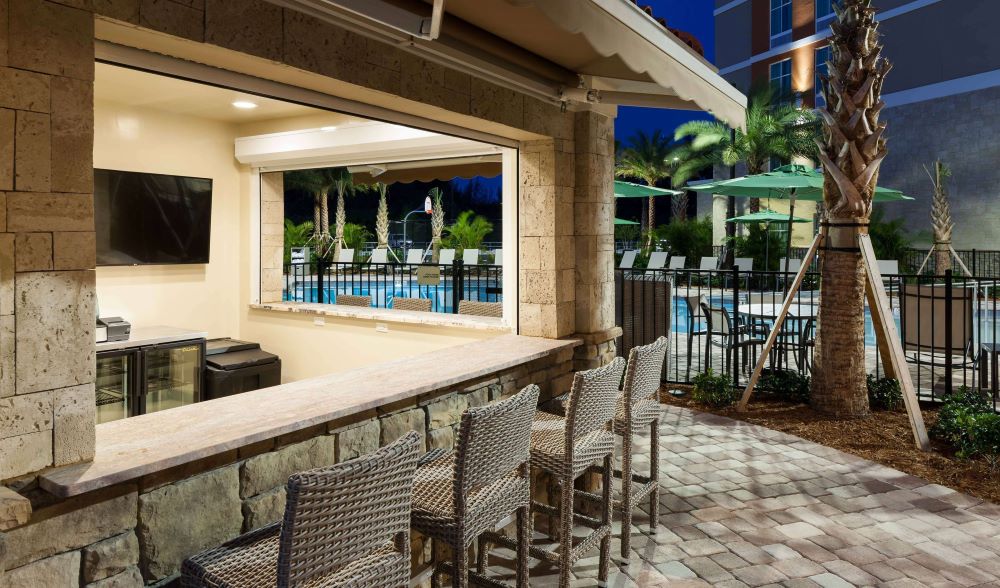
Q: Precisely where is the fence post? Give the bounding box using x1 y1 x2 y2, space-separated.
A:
452 259 464 314
944 269 953 396
732 266 740 389
972 249 977 277
316 260 326 304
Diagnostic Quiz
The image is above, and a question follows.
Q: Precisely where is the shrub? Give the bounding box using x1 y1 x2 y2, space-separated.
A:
653 217 713 262
758 369 811 404
931 387 1000 458
866 375 903 411
691 370 739 408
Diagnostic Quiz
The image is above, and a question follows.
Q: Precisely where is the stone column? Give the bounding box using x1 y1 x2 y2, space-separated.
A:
260 172 285 303
0 0 97 480
518 140 575 338
570 110 619 369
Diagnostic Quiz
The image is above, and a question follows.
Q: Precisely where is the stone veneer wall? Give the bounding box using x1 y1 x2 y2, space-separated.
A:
0 0 97 479
259 172 285 303
0 346 575 586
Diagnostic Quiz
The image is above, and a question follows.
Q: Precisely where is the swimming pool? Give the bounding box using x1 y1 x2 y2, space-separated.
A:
285 279 501 314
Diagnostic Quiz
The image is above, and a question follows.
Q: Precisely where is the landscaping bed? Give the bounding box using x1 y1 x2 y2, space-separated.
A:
660 382 1000 506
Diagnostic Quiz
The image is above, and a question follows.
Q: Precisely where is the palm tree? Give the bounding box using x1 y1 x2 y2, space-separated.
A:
429 187 445 262
374 182 390 253
927 160 953 274
673 85 819 212
616 130 677 249
284 169 343 258
329 167 353 261
810 0 891 417
443 210 493 253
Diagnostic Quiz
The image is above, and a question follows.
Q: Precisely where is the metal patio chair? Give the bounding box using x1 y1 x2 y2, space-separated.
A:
337 248 355 263
462 249 480 266
405 248 425 265
900 283 980 378
181 432 421 588
371 248 389 264
684 295 709 380
413 385 540 588
439 249 456 266
457 300 502 317
392 296 432 312
619 250 638 270
519 358 625 588
702 302 763 374
336 294 372 307
645 251 668 278
667 255 686 270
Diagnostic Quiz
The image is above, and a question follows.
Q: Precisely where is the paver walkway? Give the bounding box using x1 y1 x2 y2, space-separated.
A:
483 406 1000 587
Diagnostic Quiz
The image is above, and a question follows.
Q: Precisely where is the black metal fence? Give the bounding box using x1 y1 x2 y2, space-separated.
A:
283 260 502 314
615 267 1000 411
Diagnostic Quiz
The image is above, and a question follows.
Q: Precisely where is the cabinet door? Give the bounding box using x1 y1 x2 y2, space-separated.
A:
141 341 203 415
95 351 136 423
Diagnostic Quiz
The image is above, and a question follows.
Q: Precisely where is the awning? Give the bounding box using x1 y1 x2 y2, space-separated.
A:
443 0 746 127
269 0 747 128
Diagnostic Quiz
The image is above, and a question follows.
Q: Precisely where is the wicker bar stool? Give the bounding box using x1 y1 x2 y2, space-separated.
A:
592 337 668 561
411 384 539 588
181 431 421 588
490 358 626 588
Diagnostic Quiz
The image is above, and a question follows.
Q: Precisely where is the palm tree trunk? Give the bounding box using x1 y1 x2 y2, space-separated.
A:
646 195 656 249
333 189 345 261
811 0 889 417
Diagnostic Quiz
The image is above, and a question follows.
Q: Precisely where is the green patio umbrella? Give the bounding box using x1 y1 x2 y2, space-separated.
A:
614 218 640 225
699 164 913 274
726 209 812 270
613 180 682 198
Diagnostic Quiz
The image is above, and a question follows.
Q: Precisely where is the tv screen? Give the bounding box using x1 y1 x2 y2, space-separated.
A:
95 169 213 266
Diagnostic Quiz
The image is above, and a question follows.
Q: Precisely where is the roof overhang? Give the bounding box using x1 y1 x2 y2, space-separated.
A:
267 0 747 128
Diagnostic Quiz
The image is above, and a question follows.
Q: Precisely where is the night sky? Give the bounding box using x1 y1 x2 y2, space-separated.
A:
615 1 716 144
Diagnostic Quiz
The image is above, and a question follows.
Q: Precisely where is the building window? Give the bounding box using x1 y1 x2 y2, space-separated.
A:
815 46 831 109
770 0 792 47
770 58 792 102
816 0 835 30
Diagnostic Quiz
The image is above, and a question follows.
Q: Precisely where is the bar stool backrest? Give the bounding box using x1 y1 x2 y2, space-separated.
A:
566 357 626 442
277 431 421 586
622 337 668 408
454 385 540 512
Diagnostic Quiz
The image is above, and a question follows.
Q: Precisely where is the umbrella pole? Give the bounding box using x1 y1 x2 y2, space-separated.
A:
783 190 797 295
764 221 770 271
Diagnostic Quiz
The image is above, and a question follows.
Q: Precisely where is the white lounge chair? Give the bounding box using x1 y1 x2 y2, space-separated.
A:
438 248 456 266
370 248 388 264
492 249 502 266
699 256 718 271
620 250 638 270
337 248 354 263
733 257 754 272
647 251 668 270
877 259 900 276
405 249 424 265
667 256 686 270
778 257 802 274
462 249 480 265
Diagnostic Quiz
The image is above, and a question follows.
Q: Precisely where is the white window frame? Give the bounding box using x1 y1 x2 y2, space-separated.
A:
814 45 831 109
770 0 792 48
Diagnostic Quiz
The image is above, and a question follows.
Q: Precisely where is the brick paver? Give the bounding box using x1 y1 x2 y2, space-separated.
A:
481 406 1000 587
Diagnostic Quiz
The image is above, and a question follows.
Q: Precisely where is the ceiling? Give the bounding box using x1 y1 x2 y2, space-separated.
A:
95 63 361 124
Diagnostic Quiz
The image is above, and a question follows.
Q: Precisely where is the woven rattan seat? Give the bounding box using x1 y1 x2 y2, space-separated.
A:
601 337 668 560
411 385 539 588
491 358 625 588
456 300 502 317
181 431 421 588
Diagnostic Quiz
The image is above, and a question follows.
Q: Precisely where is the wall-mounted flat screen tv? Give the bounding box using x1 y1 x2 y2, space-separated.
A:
95 169 213 266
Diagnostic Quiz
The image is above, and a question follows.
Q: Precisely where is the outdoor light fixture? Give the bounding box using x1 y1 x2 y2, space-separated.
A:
231 100 258 110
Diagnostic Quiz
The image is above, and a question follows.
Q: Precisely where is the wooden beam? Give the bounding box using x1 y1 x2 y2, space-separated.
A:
864 279 897 380
737 233 824 412
859 234 930 450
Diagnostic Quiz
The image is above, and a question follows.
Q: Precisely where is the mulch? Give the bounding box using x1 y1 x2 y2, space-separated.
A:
660 386 1000 506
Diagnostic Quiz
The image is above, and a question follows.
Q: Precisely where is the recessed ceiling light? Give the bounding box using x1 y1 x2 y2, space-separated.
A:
232 100 258 110
321 126 338 132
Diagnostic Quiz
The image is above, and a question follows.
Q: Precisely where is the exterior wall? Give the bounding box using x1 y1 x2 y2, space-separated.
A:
878 86 1000 249
0 0 97 483
714 1 753 70
258 172 283 304
1 348 575 586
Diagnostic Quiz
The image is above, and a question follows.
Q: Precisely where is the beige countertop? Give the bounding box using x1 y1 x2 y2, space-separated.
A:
250 301 510 331
96 325 208 352
41 335 578 497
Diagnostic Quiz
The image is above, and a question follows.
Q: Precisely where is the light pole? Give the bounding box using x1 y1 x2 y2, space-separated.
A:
401 209 427 260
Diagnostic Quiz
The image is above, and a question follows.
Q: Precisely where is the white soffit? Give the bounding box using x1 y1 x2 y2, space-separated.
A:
235 121 502 169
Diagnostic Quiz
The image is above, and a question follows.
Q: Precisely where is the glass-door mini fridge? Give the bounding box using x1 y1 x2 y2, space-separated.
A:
95 339 205 423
